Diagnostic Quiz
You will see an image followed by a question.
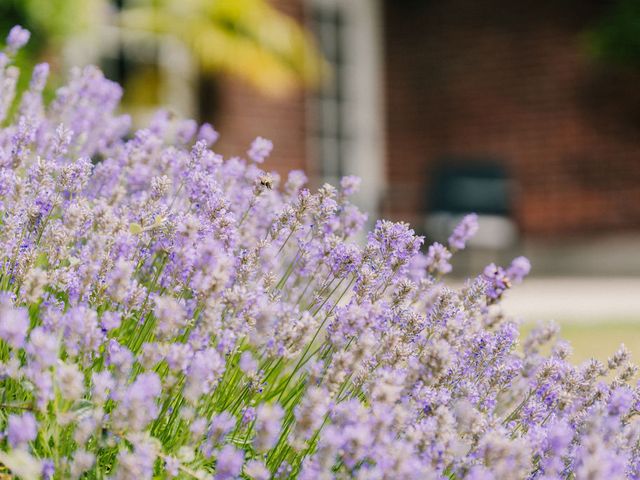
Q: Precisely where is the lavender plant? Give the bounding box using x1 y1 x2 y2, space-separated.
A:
0 25 639 479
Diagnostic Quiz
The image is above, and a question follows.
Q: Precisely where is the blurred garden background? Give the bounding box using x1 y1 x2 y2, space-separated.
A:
2 0 639 362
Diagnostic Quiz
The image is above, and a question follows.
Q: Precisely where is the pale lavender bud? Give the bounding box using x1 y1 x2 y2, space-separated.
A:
30 63 49 91
244 459 270 480
239 351 258 376
608 386 633 416
69 450 95 479
425 242 452 275
340 175 361 196
448 213 479 251
208 412 236 445
506 256 531 284
0 300 29 349
254 403 284 451
247 136 273 163
6 26 30 53
42 459 55 479
176 119 198 144
242 406 256 425
483 262 510 300
56 362 85 401
91 370 114 403
198 123 219 146
190 417 207 440
26 327 58 367
165 456 180 477
100 311 121 331
284 170 307 194
7 412 37 448
214 445 244 480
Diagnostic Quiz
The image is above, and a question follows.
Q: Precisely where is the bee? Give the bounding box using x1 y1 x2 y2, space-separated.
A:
259 174 274 190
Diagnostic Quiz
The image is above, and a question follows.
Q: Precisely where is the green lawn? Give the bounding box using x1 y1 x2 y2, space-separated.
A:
521 321 640 365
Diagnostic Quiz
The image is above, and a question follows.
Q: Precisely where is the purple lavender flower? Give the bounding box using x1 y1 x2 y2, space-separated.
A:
198 122 219 146
242 406 256 425
184 347 225 402
30 63 50 91
165 456 180 477
6 25 30 53
100 311 122 331
247 136 273 163
115 440 156 479
506 256 531 284
608 386 634 416
7 412 37 448
41 459 55 479
448 213 479 250
0 300 29 349
425 242 452 275
239 351 258 375
111 372 162 431
254 403 284 451
176 118 198 144
26 327 58 367
215 445 244 480
482 263 510 300
56 362 85 401
244 459 270 480
0 23 634 480
91 370 115 404
340 175 361 196
208 412 237 446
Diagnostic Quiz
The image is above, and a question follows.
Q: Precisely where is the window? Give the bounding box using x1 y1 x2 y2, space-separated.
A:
308 2 349 186
65 0 196 124
306 0 385 221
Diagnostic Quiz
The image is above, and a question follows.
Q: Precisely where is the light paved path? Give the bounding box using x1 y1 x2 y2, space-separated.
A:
499 277 640 324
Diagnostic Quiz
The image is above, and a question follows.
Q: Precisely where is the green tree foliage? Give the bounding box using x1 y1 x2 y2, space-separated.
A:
1 0 325 98
589 0 640 68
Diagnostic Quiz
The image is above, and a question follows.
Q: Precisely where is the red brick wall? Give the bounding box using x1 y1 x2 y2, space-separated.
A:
384 0 640 236
201 0 310 180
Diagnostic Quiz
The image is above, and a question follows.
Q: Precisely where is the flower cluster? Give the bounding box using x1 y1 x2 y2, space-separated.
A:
0 26 639 480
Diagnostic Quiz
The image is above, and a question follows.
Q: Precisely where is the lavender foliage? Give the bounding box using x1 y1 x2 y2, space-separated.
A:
0 26 638 480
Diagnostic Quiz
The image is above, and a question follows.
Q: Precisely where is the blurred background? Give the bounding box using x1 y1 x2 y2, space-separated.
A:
2 0 639 361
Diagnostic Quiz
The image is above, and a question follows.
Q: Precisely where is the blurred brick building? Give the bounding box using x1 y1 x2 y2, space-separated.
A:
209 0 386 225
383 0 640 237
91 0 640 239
206 0 640 238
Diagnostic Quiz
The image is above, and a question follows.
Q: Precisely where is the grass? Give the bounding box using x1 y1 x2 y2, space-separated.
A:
522 321 640 365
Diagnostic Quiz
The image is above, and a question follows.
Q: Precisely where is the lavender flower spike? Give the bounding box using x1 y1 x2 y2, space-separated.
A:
448 213 479 251
7 413 37 448
247 136 273 163
507 255 531 283
425 242 453 275
6 26 30 54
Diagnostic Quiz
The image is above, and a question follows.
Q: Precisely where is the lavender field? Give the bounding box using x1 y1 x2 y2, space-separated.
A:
0 25 639 480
